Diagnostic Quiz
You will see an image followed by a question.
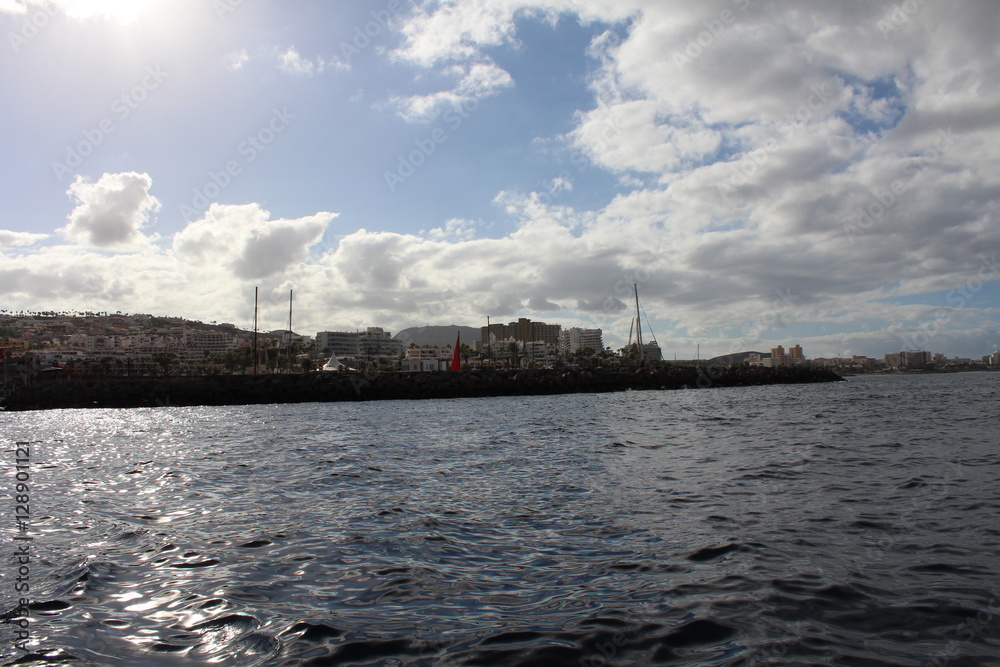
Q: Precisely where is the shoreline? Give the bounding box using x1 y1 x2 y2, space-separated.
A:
0 366 843 412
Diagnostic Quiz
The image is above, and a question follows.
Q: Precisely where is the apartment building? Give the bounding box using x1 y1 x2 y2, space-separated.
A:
559 327 604 355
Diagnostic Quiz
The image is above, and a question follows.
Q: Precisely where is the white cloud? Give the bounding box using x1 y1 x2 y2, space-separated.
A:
389 0 637 67
172 203 335 280
225 48 249 71
2 0 156 24
391 59 513 122
0 0 27 14
425 218 477 241
59 172 160 250
274 46 345 77
3 186 998 356
0 230 48 247
375 0 1000 354
2 3 998 359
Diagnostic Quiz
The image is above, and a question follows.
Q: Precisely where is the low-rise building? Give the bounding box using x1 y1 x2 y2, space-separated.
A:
523 341 559 366
401 359 449 372
405 347 452 361
184 329 243 355
0 337 29 353
316 327 404 363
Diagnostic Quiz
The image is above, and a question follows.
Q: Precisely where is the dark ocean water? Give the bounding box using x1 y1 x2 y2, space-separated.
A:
2 372 999 666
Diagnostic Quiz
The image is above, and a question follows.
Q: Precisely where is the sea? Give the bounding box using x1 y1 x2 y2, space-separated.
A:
1 372 999 666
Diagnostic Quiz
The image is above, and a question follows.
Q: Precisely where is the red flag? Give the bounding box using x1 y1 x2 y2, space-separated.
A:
450 333 461 371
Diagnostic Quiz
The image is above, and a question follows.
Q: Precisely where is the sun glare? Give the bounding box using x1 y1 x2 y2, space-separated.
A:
59 0 158 25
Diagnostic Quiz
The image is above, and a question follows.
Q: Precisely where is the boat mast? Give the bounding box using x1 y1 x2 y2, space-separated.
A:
634 283 644 366
286 289 293 373
253 286 259 375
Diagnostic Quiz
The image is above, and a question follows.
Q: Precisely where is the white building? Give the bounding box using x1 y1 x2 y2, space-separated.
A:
183 329 242 354
405 347 453 361
316 327 404 362
640 341 662 362
559 328 604 355
523 341 559 366
25 350 87 368
317 331 361 357
401 359 449 372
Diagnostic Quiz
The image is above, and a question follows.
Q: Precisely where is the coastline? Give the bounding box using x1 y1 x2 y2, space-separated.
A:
0 366 843 412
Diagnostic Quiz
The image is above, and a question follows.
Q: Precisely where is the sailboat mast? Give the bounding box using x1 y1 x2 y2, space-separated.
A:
253 286 259 375
634 283 643 366
287 289 294 373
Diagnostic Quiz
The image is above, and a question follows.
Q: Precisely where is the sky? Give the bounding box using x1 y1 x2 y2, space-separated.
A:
1 0 998 359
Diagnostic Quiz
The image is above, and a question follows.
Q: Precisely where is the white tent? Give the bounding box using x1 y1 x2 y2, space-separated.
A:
321 353 345 371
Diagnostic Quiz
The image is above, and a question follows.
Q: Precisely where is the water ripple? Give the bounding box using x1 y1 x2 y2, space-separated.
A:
1 373 999 665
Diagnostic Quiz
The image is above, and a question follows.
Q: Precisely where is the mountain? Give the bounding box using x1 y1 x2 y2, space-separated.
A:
706 351 769 365
394 325 480 347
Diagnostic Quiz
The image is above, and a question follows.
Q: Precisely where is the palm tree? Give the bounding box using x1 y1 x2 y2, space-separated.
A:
507 341 519 368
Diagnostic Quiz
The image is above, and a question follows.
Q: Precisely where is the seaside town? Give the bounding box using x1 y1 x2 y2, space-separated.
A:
1 310 998 396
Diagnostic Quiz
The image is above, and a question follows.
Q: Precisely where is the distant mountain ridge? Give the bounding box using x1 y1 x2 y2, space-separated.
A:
394 325 480 347
706 351 769 365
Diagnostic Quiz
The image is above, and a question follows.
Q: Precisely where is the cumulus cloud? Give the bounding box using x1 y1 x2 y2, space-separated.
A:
0 0 27 14
0 230 48 247
3 191 998 356
274 46 344 77
391 59 513 121
1 180 339 328
172 203 335 280
59 172 160 250
425 218 477 241
373 0 1000 356
3 3 998 359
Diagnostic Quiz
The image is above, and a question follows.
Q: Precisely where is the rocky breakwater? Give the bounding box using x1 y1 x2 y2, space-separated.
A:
0 365 843 411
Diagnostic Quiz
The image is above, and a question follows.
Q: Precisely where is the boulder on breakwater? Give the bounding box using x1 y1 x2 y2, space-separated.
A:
0 365 843 412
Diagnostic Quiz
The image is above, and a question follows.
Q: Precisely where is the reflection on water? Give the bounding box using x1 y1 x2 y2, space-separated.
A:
2 373 999 665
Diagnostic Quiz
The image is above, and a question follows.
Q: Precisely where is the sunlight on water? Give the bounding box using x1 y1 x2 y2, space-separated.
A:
1 373 999 665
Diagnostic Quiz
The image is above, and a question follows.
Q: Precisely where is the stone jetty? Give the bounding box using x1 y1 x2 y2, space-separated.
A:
0 366 843 412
